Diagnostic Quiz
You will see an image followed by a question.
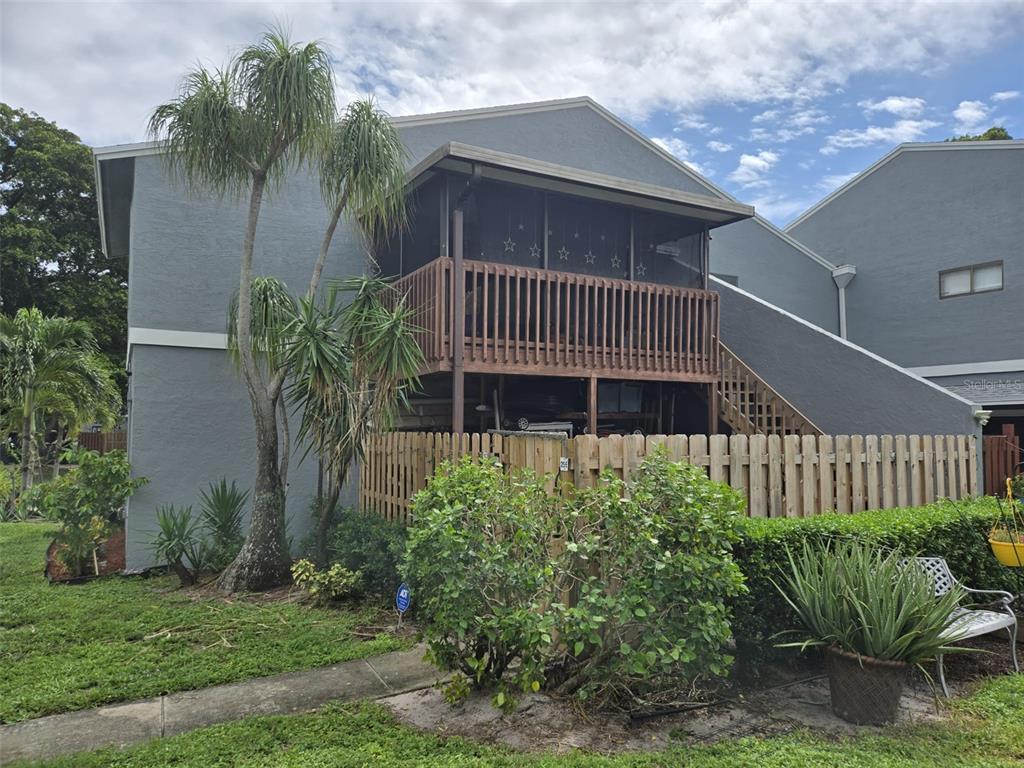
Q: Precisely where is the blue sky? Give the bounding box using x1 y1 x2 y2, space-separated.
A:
2 1 1022 226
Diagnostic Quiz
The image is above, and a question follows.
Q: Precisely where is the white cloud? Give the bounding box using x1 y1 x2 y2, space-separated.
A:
747 107 830 143
707 140 733 152
991 90 1021 101
746 192 817 224
821 119 940 154
727 150 780 187
953 99 992 133
818 172 859 191
1 1 1021 145
857 96 926 117
652 137 709 176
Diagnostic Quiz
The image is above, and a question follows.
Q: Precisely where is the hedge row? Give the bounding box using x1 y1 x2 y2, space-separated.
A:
729 497 1019 669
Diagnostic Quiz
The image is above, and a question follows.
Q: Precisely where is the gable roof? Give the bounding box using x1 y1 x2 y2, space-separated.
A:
93 96 837 269
785 139 1024 232
391 97 838 270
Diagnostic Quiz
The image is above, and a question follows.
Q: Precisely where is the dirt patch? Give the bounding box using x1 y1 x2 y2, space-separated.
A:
382 641 1024 755
45 528 125 583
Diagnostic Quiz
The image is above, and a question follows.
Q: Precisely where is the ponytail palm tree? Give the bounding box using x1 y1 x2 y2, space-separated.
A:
150 28 410 592
0 308 119 491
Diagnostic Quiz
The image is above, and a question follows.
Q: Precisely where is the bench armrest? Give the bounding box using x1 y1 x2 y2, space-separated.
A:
963 586 1016 607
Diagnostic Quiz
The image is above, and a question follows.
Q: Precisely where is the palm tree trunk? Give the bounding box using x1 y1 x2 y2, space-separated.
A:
307 193 347 299
218 173 292 593
19 387 33 493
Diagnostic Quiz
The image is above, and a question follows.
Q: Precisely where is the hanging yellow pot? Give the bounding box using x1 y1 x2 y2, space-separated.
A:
991 477 1024 567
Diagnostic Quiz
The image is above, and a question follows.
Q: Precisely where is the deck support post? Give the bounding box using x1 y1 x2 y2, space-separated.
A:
588 375 598 436
452 207 466 434
706 381 718 436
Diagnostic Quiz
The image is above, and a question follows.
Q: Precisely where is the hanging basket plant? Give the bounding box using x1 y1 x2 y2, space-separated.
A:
990 477 1024 568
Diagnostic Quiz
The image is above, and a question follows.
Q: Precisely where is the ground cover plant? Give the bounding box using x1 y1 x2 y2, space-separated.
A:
0 522 408 723
21 673 1024 768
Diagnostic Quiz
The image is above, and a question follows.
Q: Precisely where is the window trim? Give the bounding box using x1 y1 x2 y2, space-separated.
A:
938 260 1004 299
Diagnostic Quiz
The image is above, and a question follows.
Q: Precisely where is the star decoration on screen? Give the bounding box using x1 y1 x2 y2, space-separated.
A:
517 222 525 230
573 230 580 239
529 243 541 260
503 237 516 253
635 262 647 277
584 251 596 264
557 246 570 261
599 234 606 241
610 254 622 269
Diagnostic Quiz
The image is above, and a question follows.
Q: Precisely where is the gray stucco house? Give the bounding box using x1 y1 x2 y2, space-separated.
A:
94 97 980 570
784 140 1023 444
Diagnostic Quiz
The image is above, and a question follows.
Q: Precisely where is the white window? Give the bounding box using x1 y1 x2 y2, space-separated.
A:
939 261 1003 298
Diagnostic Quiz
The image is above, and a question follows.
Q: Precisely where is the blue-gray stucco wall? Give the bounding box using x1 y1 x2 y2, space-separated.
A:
715 278 979 436
788 144 1024 368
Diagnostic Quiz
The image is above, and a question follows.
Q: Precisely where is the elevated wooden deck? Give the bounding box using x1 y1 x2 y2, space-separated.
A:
394 257 720 382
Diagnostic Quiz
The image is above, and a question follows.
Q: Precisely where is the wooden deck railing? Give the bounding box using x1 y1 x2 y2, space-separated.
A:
392 257 720 381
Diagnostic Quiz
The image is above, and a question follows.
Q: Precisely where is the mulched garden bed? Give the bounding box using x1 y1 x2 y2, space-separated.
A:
45 527 125 583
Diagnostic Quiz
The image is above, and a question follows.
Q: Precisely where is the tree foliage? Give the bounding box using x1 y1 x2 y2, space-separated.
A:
947 126 1013 141
0 104 127 373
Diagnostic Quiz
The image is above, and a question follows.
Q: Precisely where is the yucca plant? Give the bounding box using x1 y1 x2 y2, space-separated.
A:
776 540 967 668
199 478 249 571
150 505 207 587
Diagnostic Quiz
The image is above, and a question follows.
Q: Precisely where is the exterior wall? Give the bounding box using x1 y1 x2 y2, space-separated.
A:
788 144 1024 369
709 220 839 332
124 345 355 571
714 277 980 437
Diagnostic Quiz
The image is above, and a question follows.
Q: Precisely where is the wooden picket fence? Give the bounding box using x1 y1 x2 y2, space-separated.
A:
77 430 127 454
360 432 979 524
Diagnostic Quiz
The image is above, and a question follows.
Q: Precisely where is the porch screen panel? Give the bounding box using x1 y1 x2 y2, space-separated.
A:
402 175 444 274
468 180 545 268
634 210 704 288
547 193 630 279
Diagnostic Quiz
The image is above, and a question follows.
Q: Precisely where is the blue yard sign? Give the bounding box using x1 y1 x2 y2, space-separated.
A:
395 583 411 615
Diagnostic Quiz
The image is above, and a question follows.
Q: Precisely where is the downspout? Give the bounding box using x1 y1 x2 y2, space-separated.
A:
831 264 857 340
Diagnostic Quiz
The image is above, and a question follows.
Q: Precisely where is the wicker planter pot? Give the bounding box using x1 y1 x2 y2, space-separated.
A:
825 646 909 725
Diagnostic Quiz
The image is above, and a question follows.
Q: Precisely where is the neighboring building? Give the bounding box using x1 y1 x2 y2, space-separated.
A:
785 140 1024 445
94 97 979 570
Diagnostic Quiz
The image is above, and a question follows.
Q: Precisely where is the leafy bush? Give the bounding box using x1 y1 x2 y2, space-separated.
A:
328 508 406 597
555 453 746 707
150 505 208 586
199 478 248 570
291 559 360 605
0 464 15 517
22 450 146 575
404 457 560 707
731 498 1010 672
777 539 966 669
404 451 746 710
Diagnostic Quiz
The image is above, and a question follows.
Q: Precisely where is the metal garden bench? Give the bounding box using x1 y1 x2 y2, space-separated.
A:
910 556 1019 697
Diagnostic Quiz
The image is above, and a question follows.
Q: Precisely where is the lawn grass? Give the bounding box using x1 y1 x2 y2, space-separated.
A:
0 522 408 723
23 673 1024 767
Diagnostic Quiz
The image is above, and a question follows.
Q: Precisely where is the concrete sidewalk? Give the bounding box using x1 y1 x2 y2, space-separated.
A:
0 647 437 765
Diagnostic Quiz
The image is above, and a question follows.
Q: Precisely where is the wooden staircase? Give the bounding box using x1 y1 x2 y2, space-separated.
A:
715 342 822 437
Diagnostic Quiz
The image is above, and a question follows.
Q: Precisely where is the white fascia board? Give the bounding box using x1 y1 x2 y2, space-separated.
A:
709 276 978 409
785 140 1024 232
128 327 228 351
390 96 595 127
909 359 1024 378
93 141 162 160
94 154 108 258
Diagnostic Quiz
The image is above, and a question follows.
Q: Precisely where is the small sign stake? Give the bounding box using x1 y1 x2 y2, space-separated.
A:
395 582 411 627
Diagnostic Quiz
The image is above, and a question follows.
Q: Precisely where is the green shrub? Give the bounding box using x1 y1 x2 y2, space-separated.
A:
777 539 967 668
555 452 746 707
198 478 248 570
404 457 559 706
291 559 360 605
328 508 406 598
22 450 146 576
0 464 14 517
404 450 746 711
731 497 1010 671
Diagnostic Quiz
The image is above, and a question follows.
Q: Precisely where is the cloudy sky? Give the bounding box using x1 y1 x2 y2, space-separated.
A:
2 1 1022 225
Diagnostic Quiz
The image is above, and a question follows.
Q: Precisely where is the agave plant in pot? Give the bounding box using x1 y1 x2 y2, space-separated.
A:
776 540 967 725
